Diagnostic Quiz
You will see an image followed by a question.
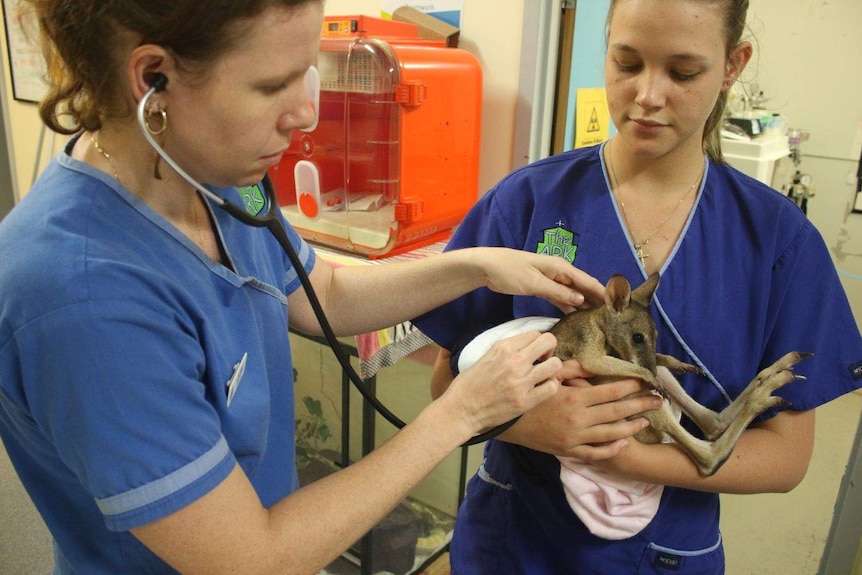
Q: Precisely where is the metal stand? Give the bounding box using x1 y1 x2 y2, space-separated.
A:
290 329 466 575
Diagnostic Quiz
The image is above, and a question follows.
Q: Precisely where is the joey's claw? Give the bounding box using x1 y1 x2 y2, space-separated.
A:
683 363 705 376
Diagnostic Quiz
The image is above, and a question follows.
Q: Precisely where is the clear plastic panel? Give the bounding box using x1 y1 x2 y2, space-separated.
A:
273 38 402 256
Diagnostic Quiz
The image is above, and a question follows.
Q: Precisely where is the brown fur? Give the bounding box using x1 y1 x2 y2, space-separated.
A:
549 273 810 476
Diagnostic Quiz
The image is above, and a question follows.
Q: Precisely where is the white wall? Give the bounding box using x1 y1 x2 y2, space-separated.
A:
717 3 862 572
746 0 862 323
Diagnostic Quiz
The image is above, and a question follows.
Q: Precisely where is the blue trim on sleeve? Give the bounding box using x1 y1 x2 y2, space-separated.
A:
285 236 315 294
97 436 234 531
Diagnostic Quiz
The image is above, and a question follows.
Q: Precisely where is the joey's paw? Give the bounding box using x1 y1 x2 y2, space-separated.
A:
757 368 798 394
678 363 706 377
752 351 812 387
770 351 814 372
657 354 703 377
761 395 792 412
738 390 793 430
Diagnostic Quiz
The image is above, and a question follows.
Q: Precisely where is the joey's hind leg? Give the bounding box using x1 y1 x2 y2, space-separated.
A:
672 352 809 476
714 351 812 431
651 362 725 440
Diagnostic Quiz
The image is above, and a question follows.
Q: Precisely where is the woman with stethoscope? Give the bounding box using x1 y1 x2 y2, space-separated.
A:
0 1 662 573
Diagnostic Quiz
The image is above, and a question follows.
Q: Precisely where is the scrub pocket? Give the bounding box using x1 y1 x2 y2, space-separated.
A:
637 534 724 574
449 463 515 573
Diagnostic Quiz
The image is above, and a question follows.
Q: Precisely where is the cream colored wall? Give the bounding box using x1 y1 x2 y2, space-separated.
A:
722 0 862 575
746 0 862 324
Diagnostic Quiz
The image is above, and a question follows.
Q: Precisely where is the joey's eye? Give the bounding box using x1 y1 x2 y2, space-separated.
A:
632 333 645 345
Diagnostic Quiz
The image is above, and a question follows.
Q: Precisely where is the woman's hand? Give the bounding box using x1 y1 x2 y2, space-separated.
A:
499 361 662 461
437 331 564 437
469 248 605 313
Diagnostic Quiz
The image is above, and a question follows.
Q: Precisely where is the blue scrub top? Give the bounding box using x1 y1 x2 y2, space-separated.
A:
0 139 316 574
414 143 862 574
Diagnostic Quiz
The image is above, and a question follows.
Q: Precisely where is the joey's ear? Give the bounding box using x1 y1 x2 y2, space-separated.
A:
631 273 659 307
127 44 175 102
605 275 631 313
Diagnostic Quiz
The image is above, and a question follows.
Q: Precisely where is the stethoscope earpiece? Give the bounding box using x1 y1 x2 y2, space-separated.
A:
150 72 168 92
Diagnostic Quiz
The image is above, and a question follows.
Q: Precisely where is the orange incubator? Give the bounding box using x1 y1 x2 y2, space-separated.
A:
269 15 483 258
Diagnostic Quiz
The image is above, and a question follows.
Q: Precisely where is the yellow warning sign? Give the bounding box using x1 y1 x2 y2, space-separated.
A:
575 88 610 148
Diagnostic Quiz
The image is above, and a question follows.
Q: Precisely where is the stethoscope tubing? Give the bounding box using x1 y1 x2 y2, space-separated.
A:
137 81 516 446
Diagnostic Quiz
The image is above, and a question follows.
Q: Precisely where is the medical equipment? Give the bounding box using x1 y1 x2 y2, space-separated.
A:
137 73 514 445
781 129 815 214
270 16 483 258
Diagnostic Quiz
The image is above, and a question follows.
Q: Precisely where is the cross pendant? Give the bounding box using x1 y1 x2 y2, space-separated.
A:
634 243 649 265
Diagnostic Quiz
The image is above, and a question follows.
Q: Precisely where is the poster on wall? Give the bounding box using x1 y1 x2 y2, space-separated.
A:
2 0 48 103
381 1 463 27
574 88 610 149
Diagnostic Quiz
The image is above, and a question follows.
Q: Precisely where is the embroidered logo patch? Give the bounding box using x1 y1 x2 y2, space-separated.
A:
653 552 682 570
849 360 862 381
536 226 578 264
238 183 267 216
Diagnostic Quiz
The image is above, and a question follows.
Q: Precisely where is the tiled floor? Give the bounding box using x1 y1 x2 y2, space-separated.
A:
2 391 860 575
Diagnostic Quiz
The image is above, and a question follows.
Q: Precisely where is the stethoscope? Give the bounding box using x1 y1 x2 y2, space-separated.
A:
137 73 516 446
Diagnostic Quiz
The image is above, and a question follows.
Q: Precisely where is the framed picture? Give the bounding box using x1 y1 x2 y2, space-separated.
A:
2 0 48 103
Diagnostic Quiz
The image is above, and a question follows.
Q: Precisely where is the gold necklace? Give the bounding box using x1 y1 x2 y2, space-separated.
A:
91 133 119 183
191 198 208 252
607 144 702 266
93 132 210 256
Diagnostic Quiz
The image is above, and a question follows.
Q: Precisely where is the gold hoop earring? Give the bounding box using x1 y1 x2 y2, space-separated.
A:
145 106 167 179
146 107 168 136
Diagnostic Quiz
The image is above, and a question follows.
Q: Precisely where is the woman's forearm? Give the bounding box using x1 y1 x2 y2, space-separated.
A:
289 247 603 337
323 249 487 334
